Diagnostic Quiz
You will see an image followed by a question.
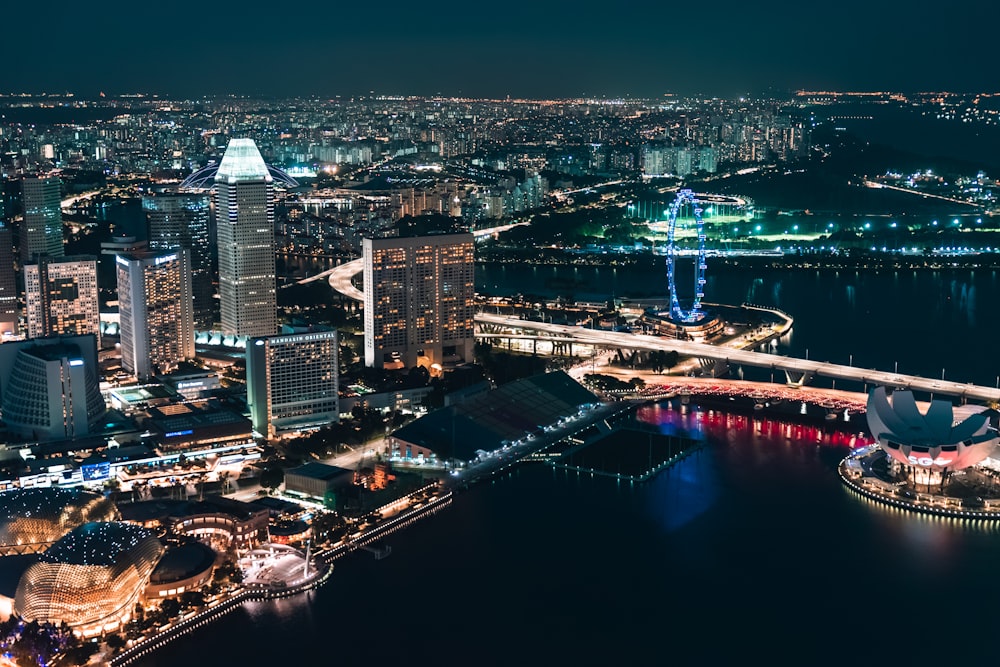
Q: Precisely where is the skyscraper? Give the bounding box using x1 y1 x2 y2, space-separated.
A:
116 249 194 380
20 176 63 262
24 256 100 346
0 334 104 441
0 225 17 335
215 139 277 338
363 232 475 369
143 192 214 330
247 328 339 437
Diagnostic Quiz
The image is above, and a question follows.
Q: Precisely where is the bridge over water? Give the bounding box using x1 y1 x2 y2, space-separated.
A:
326 257 1000 404
476 313 1000 404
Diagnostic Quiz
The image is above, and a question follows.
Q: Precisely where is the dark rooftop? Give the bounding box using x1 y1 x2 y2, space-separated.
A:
148 541 215 584
286 462 353 482
391 370 598 460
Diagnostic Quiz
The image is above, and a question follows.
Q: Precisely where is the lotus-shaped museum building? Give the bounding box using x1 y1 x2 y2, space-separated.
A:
865 387 998 470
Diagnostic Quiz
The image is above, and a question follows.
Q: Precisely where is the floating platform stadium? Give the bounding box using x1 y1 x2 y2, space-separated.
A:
550 422 701 483
631 192 755 236
840 387 1000 519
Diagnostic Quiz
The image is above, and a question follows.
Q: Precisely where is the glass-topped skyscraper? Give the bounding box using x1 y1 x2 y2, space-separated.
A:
143 192 214 329
215 139 277 338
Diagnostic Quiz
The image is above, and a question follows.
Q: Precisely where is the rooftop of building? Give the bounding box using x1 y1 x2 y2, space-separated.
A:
286 462 353 482
42 521 157 566
215 138 272 184
143 400 251 433
158 363 219 381
391 370 598 461
148 541 215 585
248 496 303 517
22 343 87 363
111 384 177 405
118 495 265 524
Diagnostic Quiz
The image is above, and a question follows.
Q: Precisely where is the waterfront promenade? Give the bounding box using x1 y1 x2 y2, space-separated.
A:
109 488 453 666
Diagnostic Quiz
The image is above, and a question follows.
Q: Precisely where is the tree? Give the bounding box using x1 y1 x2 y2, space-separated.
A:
159 598 181 620
260 466 284 492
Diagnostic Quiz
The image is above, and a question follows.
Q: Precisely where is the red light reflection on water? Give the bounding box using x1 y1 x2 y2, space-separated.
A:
636 401 875 450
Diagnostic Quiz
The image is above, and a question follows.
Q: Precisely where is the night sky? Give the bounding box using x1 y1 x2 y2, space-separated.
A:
8 0 998 97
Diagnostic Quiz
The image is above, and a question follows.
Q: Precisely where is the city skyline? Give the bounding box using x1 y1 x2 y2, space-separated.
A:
6 1 999 98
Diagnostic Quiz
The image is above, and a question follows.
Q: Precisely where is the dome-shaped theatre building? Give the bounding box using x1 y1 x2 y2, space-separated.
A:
0 488 118 554
14 522 163 637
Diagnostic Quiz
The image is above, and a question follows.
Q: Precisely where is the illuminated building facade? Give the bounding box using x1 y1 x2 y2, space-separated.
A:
24 255 100 346
866 387 998 472
14 522 164 637
145 542 215 600
215 139 277 338
169 496 269 550
0 225 16 336
0 488 118 554
246 329 339 437
0 334 105 441
363 233 475 369
143 192 214 329
20 175 63 262
116 249 195 380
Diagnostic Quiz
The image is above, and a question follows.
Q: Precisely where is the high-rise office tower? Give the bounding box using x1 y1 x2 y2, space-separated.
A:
215 139 277 338
0 334 104 441
143 192 214 330
116 250 194 380
363 232 475 369
20 176 64 262
247 328 339 437
24 256 100 346
0 225 17 335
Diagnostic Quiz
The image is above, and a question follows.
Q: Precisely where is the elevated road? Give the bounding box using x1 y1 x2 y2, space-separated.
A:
476 313 1000 404
325 256 1000 404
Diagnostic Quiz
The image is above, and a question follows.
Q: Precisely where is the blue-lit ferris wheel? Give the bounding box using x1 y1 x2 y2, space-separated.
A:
664 189 707 323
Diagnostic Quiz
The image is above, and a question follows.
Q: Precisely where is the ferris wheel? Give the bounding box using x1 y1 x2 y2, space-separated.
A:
664 189 707 323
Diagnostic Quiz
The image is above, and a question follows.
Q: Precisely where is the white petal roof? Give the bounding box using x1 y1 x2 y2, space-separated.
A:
866 386 989 446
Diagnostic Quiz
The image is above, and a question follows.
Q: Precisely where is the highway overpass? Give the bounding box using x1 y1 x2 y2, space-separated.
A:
476 313 1000 404
326 256 1000 404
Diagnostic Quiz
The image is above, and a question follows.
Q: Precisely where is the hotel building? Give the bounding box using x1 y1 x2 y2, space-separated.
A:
116 249 195 380
247 329 339 437
363 233 474 369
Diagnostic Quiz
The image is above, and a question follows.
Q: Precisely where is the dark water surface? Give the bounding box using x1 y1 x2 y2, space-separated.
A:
140 263 1000 666
140 404 1000 666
